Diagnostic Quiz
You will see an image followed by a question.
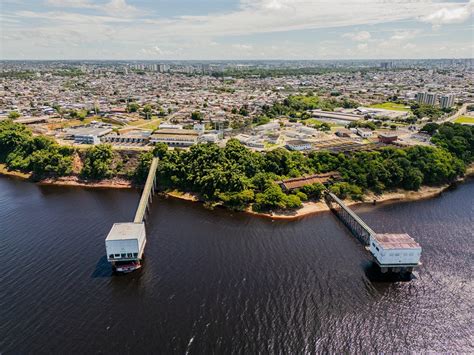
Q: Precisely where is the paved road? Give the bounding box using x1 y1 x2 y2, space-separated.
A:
440 103 471 123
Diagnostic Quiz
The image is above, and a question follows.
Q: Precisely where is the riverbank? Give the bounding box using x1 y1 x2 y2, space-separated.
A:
2 163 473 220
0 164 31 179
39 176 132 189
162 182 460 221
0 164 133 189
246 184 452 220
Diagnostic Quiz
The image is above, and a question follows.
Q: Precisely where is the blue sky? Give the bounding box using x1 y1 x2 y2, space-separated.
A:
1 0 473 59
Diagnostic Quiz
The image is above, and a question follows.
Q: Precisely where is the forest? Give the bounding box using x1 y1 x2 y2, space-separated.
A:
1 119 472 212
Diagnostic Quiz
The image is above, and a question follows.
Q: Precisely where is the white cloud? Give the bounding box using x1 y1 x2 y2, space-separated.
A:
2 0 474 59
420 0 473 26
390 30 419 41
342 31 371 41
103 0 140 17
46 0 141 17
46 0 97 8
232 44 253 50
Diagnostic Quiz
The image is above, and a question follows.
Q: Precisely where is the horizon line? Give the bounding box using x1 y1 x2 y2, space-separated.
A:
1 57 473 62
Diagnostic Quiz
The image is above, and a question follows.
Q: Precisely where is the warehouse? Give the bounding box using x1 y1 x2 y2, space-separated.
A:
150 129 199 147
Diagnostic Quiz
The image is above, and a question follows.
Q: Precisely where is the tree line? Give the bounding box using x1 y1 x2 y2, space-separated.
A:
1 120 471 213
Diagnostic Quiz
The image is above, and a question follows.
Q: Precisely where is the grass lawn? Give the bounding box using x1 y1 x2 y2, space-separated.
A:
369 102 411 112
454 116 474 124
304 118 324 126
128 118 161 130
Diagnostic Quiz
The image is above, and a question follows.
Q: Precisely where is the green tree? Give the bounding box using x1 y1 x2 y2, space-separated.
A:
81 144 116 179
127 102 140 113
218 189 255 211
420 122 439 136
153 142 169 158
8 111 20 120
191 111 203 121
133 151 153 184
142 104 153 119
300 182 325 200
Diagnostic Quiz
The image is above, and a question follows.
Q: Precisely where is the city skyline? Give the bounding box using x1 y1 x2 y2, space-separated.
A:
1 0 473 60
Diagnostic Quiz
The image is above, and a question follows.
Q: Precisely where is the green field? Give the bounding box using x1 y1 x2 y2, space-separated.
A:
369 102 411 112
454 116 474 124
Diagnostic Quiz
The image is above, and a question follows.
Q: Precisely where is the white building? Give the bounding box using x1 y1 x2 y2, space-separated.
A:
193 123 205 132
416 92 427 104
150 129 199 147
199 133 219 143
286 140 312 151
370 233 421 268
159 123 183 130
356 128 373 138
254 121 280 132
440 94 455 109
65 126 112 145
298 126 321 136
425 93 438 106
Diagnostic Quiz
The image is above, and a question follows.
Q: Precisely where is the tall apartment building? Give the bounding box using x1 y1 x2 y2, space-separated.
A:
425 93 438 106
440 94 455 108
416 91 438 106
416 92 427 104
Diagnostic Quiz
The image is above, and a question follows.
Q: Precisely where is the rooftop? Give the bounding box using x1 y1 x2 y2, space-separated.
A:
374 233 421 250
66 126 112 137
106 222 145 241
279 172 339 190
153 129 199 136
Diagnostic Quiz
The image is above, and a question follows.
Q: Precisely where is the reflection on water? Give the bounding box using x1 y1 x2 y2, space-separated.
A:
1 176 473 353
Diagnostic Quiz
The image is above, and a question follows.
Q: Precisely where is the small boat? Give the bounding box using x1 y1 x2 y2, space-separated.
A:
114 261 141 273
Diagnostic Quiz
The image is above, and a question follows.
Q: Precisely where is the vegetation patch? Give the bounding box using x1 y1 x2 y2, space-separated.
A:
454 116 474 124
369 102 411 112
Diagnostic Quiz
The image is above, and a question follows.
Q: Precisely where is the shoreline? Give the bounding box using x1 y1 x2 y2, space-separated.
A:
244 184 453 220
0 164 133 189
1 163 473 220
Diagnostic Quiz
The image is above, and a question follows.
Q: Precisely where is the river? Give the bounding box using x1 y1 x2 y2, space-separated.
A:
0 176 473 353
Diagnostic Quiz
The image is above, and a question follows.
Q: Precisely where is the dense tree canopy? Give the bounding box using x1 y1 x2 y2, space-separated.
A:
0 120 73 178
1 120 470 212
149 138 466 211
81 144 115 180
430 123 474 163
263 94 360 118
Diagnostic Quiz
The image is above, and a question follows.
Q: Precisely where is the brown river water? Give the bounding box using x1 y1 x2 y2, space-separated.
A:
0 176 473 353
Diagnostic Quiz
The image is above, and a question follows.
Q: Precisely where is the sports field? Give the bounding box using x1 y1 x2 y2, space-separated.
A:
369 102 411 111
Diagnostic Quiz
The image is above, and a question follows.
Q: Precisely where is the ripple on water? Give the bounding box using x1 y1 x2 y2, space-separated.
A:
0 177 473 353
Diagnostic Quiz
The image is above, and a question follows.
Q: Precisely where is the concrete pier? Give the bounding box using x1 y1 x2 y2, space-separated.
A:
324 191 421 274
134 157 159 223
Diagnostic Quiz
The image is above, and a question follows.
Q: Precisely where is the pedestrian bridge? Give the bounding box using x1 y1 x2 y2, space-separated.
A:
105 158 421 275
324 191 422 274
324 192 375 245
134 157 159 223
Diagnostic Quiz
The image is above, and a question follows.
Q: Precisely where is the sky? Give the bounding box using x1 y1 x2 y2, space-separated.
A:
1 0 473 60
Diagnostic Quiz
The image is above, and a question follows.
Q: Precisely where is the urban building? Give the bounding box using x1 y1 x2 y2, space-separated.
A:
150 129 199 147
417 91 438 106
425 93 438 106
356 128 373 138
378 133 398 144
286 140 312 151
65 126 113 145
440 94 455 108
103 131 152 145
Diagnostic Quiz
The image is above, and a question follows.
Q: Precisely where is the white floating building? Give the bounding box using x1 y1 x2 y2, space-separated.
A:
370 233 422 272
105 222 146 273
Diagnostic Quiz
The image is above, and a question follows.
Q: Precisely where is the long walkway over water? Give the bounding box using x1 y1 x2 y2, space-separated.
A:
325 192 375 245
324 191 421 273
134 157 159 223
